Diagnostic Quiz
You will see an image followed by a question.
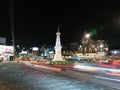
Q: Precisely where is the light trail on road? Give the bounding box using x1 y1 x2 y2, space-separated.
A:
0 62 116 90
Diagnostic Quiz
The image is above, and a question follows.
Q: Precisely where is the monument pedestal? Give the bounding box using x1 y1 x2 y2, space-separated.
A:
52 48 66 61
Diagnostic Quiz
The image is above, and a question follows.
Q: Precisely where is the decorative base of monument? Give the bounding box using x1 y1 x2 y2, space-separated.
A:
52 55 66 63
49 59 74 65
52 54 66 61
51 59 67 65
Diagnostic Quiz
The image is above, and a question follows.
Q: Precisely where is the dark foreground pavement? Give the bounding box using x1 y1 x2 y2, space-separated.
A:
0 61 117 90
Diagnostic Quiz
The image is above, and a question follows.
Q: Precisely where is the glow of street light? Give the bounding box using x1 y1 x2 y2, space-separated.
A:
100 44 104 48
85 33 90 38
79 45 82 48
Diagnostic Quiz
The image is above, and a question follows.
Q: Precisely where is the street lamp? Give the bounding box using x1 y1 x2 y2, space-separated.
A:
81 32 92 54
100 44 104 48
85 33 91 38
85 33 91 53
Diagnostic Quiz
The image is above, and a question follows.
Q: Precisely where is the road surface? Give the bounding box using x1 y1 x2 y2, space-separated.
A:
0 62 116 90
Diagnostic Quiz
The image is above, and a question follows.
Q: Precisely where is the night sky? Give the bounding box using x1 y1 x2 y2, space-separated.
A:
0 0 120 49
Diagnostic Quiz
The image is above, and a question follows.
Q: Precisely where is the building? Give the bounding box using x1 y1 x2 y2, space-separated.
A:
78 39 108 53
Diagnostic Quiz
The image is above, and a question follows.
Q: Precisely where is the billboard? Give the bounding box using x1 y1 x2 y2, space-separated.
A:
0 45 14 54
0 37 6 45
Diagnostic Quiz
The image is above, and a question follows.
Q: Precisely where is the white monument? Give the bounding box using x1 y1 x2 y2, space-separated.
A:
53 26 65 61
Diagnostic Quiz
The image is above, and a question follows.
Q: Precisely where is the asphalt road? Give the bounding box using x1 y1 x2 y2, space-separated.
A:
0 62 117 90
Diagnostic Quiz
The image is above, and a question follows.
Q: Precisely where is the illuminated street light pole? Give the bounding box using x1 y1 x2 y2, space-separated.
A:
85 33 91 53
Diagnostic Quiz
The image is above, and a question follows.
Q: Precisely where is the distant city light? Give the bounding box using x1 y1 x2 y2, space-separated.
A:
49 51 54 54
100 44 104 48
21 50 27 54
17 45 20 48
79 45 82 48
32 47 38 51
113 50 118 54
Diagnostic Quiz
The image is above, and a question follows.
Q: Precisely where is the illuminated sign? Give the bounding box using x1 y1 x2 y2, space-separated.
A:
0 45 14 54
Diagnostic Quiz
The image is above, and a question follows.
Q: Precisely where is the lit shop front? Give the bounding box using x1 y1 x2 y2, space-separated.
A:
0 45 14 61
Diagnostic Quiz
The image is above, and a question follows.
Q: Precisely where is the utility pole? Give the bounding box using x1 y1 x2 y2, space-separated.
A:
8 0 15 60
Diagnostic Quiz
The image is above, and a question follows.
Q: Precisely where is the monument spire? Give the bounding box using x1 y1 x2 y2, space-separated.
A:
53 25 64 61
58 24 60 32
